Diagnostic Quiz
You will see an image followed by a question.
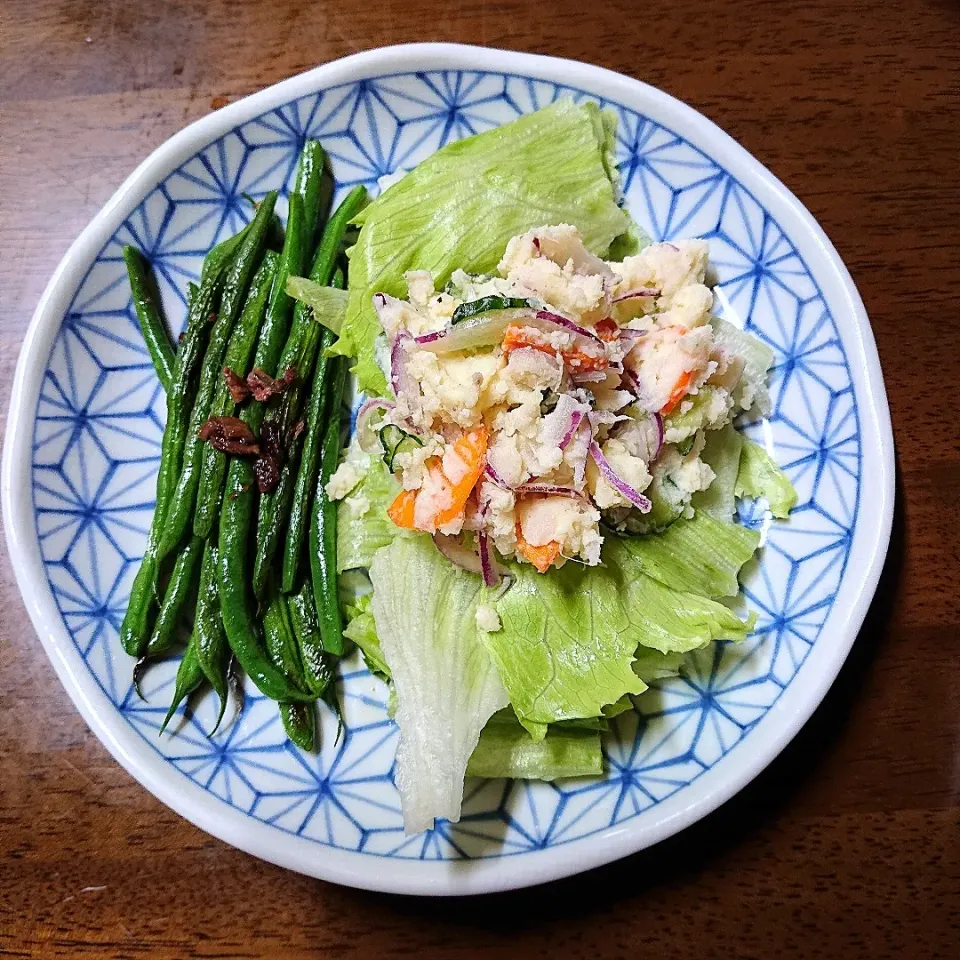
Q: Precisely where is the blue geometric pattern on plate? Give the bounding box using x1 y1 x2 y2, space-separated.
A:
31 70 860 859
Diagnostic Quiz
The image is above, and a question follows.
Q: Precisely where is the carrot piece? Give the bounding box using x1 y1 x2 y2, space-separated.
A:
502 323 608 373
432 426 488 528
661 370 694 415
515 521 561 574
387 489 417 529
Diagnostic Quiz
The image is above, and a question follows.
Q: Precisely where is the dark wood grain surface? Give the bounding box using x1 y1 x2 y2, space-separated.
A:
2 0 959 956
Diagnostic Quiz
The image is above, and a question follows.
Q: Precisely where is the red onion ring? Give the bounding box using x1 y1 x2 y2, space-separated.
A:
515 483 587 500
390 331 418 403
477 531 501 587
483 462 511 489
354 398 395 453
651 412 664 461
413 330 446 345
559 409 584 449
589 440 652 513
569 418 591 488
534 310 603 345
613 287 660 302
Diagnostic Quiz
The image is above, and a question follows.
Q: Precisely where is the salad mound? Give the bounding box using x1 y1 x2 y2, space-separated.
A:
329 225 770 578
291 100 797 835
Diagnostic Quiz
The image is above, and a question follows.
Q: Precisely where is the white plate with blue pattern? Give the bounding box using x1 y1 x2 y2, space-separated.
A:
2 44 894 896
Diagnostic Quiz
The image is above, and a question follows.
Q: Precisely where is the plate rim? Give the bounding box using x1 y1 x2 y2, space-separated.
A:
1 42 895 896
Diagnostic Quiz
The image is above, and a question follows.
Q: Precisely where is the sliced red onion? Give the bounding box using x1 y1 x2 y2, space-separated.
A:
589 440 652 513
541 394 587 450
515 483 586 500
651 412 664 461
559 409 584 449
613 287 660 302
477 531 501 587
419 309 533 354
355 398 395 453
413 329 446 345
618 327 648 342
483 462 511 489
390 331 417 401
433 534 484 575
534 310 603 345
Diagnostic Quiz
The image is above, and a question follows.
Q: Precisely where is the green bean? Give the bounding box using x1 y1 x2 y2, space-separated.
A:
288 578 334 697
251 429 304 602
311 355 347 656
263 585 305 682
218 457 315 703
124 246 176 392
157 192 278 561
145 535 203 658
255 191 366 593
280 272 344 592
250 309 324 601
280 702 316 751
273 186 367 390
202 223 250 284
194 540 230 733
258 192 307 380
294 139 328 251
192 251 278 540
159 634 205 735
264 587 315 750
187 281 199 309
119 259 225 657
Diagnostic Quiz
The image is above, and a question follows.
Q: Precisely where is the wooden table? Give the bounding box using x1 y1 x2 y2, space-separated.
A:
2 0 958 955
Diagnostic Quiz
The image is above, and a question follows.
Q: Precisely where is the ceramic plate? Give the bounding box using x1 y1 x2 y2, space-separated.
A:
2 44 894 895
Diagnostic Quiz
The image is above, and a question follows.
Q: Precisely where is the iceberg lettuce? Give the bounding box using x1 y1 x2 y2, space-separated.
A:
342 594 390 681
736 439 799 518
369 536 508 834
466 710 602 781
692 422 743 522
485 526 755 731
614 507 759 599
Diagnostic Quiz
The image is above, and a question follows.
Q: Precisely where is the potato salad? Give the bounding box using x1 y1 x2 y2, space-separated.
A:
328 224 768 582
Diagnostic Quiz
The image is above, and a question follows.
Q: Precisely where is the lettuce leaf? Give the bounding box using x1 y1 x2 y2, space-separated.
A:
336 458 400 571
632 647 688 683
369 536 508 834
488 557 647 727
614 508 760 599
336 100 633 393
466 710 602 781
736 439 798 519
611 566 755 655
693 422 744 522
285 277 348 334
485 527 754 729
342 594 391 681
